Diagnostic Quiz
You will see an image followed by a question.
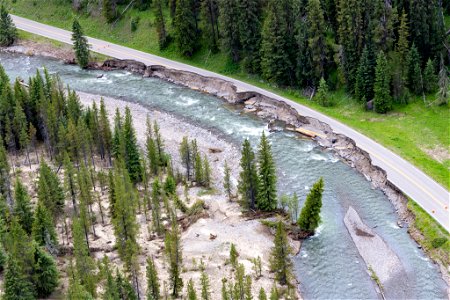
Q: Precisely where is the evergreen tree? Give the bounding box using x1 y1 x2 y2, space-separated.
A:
72 217 96 296
37 160 64 220
396 10 410 64
219 0 241 62
200 270 211 300
145 116 159 175
244 275 252 300
406 44 423 95
32 245 59 298
146 257 160 300
116 270 138 300
174 0 198 56
269 286 279 300
260 0 294 86
306 0 328 82
258 288 267 300
123 107 142 183
32 201 58 249
63 152 78 215
0 5 17 47
155 0 169 50
354 45 376 102
103 0 116 23
151 179 163 235
423 59 438 94
0 141 12 205
2 256 34 300
229 243 238 269
238 139 259 209
295 12 313 87
202 0 220 52
99 99 113 165
180 136 192 180
315 77 332 107
238 0 262 72
436 55 449 106
187 279 197 300
257 132 277 211
372 0 397 53
202 155 211 188
223 160 232 201
71 19 90 69
373 51 392 113
297 177 324 232
165 217 183 297
269 221 292 285
13 179 34 234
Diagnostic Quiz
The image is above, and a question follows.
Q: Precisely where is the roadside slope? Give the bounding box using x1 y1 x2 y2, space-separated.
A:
10 15 450 231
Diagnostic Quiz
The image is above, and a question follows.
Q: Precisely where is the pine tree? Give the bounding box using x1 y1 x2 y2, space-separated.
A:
258 288 267 300
174 0 198 56
219 0 241 62
103 0 116 23
269 286 279 300
354 45 376 102
295 13 314 87
202 0 220 52
123 107 142 183
260 0 294 86
153 121 165 167
229 243 238 269
32 245 59 298
423 59 438 94
244 275 252 300
406 44 423 95
2 256 34 300
223 160 232 201
187 279 198 300
436 55 449 106
315 77 332 107
0 141 12 206
200 270 211 300
71 19 90 69
37 160 64 220
307 0 328 82
396 10 410 64
115 270 138 300
102 260 120 300
151 179 163 235
238 0 262 72
372 0 397 53
297 177 324 232
257 132 277 211
238 139 259 209
180 136 192 180
5 218 34 277
373 51 392 113
202 155 211 188
72 217 96 296
63 152 78 215
67 260 94 300
165 217 183 297
155 0 169 50
32 201 58 249
13 179 34 234
146 257 160 300
146 117 159 175
0 5 17 47
269 221 292 285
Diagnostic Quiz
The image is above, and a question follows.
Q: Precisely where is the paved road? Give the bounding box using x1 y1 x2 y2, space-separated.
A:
11 15 449 231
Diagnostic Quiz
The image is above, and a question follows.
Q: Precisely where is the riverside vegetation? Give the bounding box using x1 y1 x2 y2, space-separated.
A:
0 42 325 297
3 0 450 190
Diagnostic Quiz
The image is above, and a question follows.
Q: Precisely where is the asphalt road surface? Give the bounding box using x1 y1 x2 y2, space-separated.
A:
11 15 449 231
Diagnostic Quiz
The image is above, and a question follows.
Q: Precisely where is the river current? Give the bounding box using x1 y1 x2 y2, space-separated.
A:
0 53 446 299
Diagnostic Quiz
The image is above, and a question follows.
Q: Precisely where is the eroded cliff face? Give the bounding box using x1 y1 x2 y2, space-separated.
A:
100 58 411 224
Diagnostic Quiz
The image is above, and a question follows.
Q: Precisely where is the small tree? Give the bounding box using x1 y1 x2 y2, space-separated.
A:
155 0 169 49
297 178 324 233
165 217 183 297
0 6 17 47
229 243 238 269
202 155 211 188
200 270 211 300
423 59 437 94
146 257 160 300
436 56 449 106
223 160 232 201
269 221 292 285
258 288 268 300
103 0 116 23
315 77 332 107
32 245 59 298
13 179 34 234
187 279 198 300
71 19 90 69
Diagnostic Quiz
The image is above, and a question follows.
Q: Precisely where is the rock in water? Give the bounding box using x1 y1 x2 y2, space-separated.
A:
344 206 411 299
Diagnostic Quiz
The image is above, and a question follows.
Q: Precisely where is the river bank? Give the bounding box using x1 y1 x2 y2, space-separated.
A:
1 39 448 298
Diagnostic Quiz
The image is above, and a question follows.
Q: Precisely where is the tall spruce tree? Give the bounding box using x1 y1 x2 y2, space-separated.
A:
180 136 192 180
146 257 161 300
0 5 17 47
37 160 64 221
2 256 34 300
165 215 183 297
269 221 292 285
71 19 90 69
223 160 232 201
423 59 438 94
174 0 198 56
13 179 34 234
407 44 423 95
297 177 324 232
202 0 220 52
354 45 376 102
238 139 259 210
373 51 392 113
219 0 241 62
123 107 142 183
32 245 59 298
238 0 262 72
306 0 328 82
32 201 58 249
155 0 169 50
257 132 277 211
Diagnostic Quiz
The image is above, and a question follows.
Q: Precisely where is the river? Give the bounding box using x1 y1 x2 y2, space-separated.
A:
0 52 446 299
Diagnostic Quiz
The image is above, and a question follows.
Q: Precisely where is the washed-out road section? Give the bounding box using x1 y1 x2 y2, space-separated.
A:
11 14 449 231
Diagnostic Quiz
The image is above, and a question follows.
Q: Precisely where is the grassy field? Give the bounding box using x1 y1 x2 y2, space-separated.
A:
6 1 450 191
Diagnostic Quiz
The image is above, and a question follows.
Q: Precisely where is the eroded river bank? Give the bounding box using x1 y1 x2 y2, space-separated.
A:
0 43 448 299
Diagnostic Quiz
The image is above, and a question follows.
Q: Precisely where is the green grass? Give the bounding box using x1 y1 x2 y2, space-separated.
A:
407 199 450 266
7 1 450 190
